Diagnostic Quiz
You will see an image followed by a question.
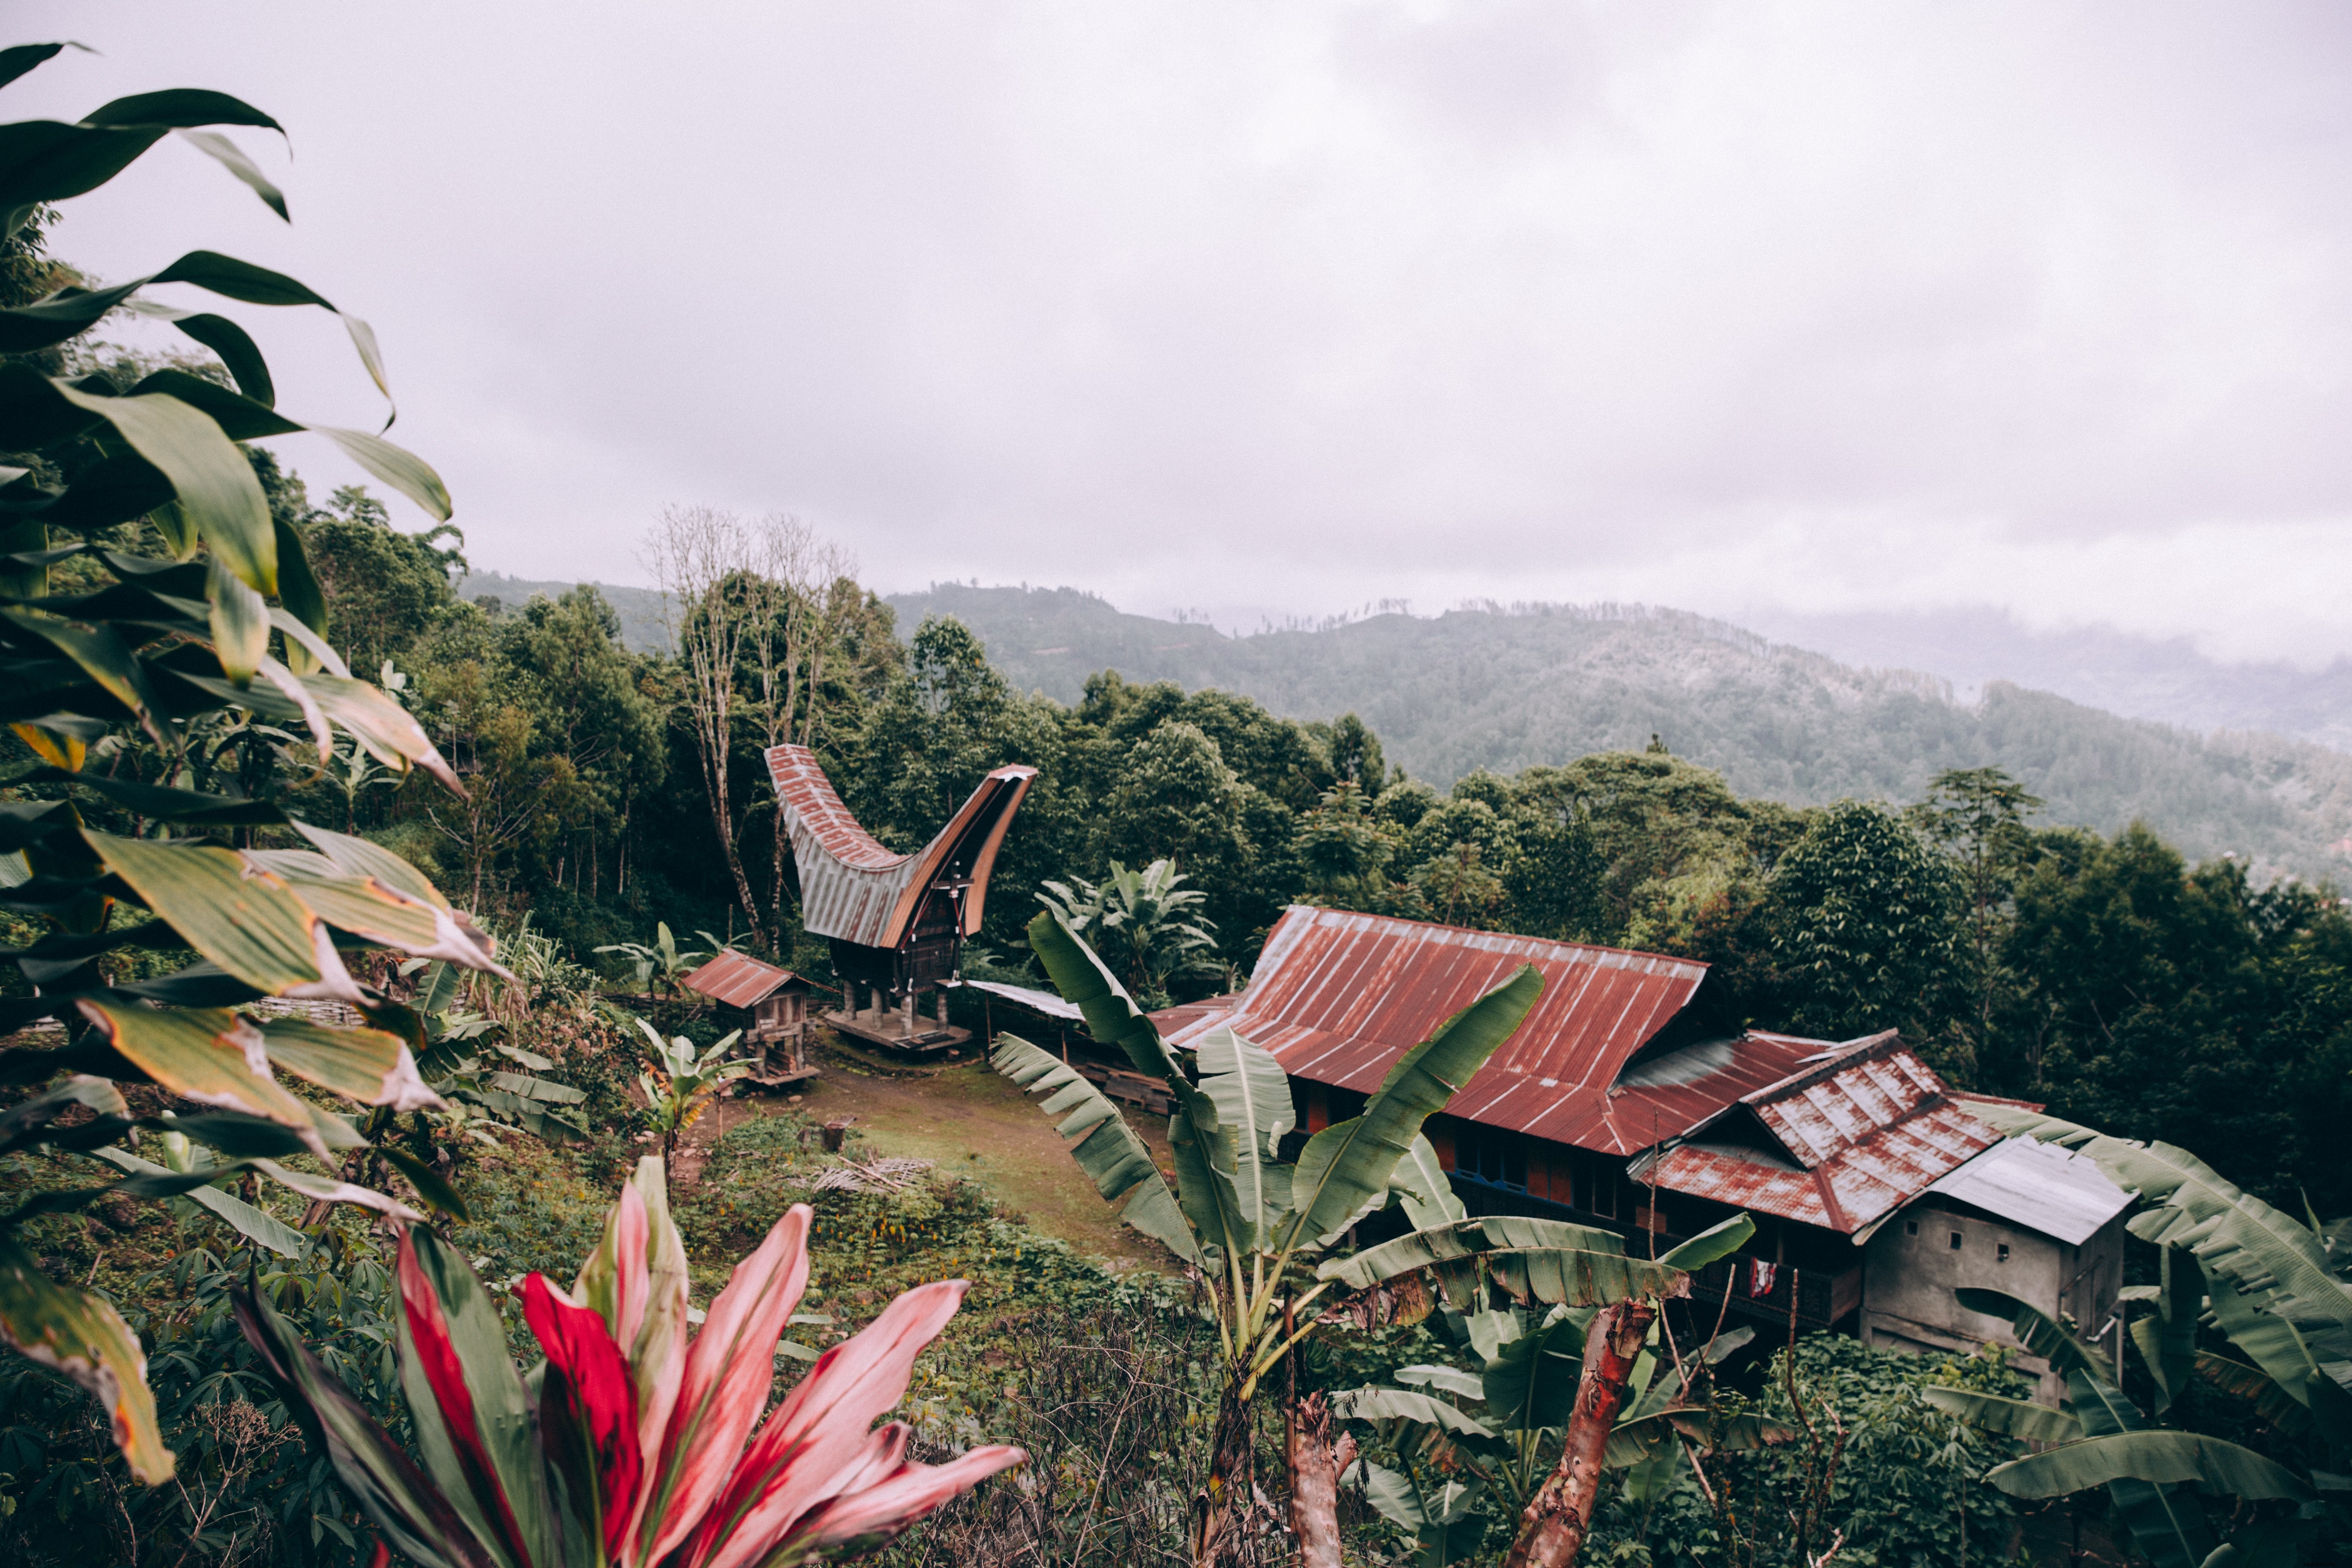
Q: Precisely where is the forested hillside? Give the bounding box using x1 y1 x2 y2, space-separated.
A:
890 583 2352 884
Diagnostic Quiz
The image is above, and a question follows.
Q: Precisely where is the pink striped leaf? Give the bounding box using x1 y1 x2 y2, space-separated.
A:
637 1204 812 1564
521 1274 641 1565
396 1228 559 1568
686 1280 971 1568
780 1444 1029 1562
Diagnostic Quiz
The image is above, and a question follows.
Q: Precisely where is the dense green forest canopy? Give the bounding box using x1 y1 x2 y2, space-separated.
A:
889 582 2352 886
248 520 2352 1215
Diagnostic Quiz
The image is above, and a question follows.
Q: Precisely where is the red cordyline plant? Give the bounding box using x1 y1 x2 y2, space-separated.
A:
233 1158 1023 1567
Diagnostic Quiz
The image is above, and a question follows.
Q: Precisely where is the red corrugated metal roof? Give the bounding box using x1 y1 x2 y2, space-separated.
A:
682 950 807 1009
1635 1035 2002 1234
1157 906 1799 1156
766 745 1035 949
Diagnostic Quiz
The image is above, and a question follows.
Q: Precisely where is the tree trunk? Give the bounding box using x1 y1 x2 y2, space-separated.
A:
1191 1383 1254 1568
1287 1390 1357 1568
1504 1298 1658 1568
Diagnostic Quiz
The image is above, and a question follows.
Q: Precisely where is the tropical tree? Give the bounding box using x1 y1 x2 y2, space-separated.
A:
596 920 714 1004
1767 800 1965 1049
635 1017 748 1163
1327 1315 1776 1566
236 1157 1024 1568
0 40 502 1484
992 909 1544 1567
1931 1107 2352 1565
1036 857 1219 1007
1322 1212 1758 1565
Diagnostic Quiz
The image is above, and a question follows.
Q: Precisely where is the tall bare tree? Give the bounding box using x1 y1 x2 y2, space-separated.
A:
645 504 768 950
742 514 859 938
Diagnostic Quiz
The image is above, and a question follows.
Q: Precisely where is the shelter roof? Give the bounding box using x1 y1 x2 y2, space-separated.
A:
681 951 809 1010
766 745 1035 949
1153 905 1794 1156
952 979 1084 1023
1632 1034 2004 1236
1924 1136 2132 1246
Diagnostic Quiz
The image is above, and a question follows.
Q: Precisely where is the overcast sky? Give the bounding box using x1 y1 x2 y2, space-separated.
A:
12 3 2352 661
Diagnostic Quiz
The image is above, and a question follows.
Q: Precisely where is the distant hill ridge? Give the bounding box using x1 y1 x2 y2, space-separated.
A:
888 583 2352 886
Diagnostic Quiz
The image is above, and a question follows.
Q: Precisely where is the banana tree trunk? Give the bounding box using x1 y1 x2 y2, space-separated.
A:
1192 1382 1255 1568
1504 1298 1659 1568
1287 1390 1358 1568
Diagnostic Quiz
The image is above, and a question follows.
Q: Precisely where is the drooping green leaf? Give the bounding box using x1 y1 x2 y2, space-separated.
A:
44 377 275 592
1482 1247 1686 1311
206 554 269 684
1320 1215 1624 1292
258 1016 442 1111
167 312 276 405
314 425 451 521
991 1031 1202 1263
1394 1363 1487 1400
86 1145 307 1256
1026 909 1185 1080
175 129 287 221
1921 1386 2085 1443
1289 965 1543 1245
380 1147 470 1222
2132 1245 2201 1417
2203 1262 2324 1413
82 830 322 993
0 1234 171 1483
2066 1366 2218 1568
1988 1431 2313 1503
73 999 320 1146
2192 1354 2313 1437
0 43 82 94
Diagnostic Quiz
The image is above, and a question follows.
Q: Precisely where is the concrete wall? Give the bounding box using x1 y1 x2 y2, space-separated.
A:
1862 1196 2123 1403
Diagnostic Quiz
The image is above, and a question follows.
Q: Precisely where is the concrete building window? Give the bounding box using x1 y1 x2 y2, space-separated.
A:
1905 1220 1918 1237
1998 1243 2011 1263
1949 1231 1963 1250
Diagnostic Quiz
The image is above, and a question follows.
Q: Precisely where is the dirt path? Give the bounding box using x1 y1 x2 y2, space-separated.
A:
683 1032 1177 1272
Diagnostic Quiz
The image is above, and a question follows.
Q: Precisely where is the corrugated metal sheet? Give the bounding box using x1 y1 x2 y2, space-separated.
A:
956 979 1084 1023
1638 1036 2003 1234
766 745 1036 949
1925 1136 2132 1246
682 951 805 1009
1156 906 1792 1156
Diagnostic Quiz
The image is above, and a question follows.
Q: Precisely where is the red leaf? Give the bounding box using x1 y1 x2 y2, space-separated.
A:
522 1273 642 1564
396 1228 531 1567
786 1442 1027 1556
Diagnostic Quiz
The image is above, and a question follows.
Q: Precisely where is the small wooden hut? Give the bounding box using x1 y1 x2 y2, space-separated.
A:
680 951 821 1087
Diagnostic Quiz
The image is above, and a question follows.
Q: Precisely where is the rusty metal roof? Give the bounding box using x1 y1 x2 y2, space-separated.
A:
1155 906 1803 1157
681 950 808 1009
1634 1034 2003 1235
766 745 1036 949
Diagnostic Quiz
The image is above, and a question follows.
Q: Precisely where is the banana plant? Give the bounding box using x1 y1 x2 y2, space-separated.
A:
404 957 591 1144
235 1157 1024 1568
993 908 1544 1568
1322 1211 1763 1566
596 921 720 1004
637 1018 749 1163
1928 1106 2352 1567
1332 1311 1775 1567
0 40 498 1485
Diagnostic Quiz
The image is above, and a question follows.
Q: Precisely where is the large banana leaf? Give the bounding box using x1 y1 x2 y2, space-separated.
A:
2065 1365 2218 1568
2203 1261 2329 1415
1921 1386 2084 1444
991 1032 1201 1264
1988 1431 2313 1503
1287 965 1544 1246
1320 1215 1624 1291
1330 1384 1497 1438
1390 1132 1466 1230
1344 1457 1486 1565
1481 1310 1587 1432
1394 1363 1487 1400
1955 1286 2116 1382
0 1235 171 1483
1025 910 1186 1081
2193 1354 2313 1438
1978 1106 2352 1363
1659 1213 1755 1271
2133 1244 2200 1416
1191 1023 1292 1250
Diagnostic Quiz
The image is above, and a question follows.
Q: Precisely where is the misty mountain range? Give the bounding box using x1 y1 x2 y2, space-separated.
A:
456 571 2352 884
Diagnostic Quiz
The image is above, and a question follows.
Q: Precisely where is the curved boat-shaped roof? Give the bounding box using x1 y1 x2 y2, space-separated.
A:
765 744 1036 949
